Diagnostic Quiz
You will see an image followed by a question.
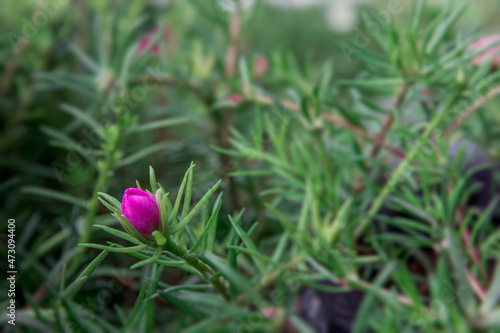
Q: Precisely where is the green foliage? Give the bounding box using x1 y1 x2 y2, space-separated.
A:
2 0 500 332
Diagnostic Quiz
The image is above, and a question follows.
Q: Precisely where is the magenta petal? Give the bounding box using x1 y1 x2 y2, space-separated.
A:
137 37 151 54
122 188 160 235
152 44 161 55
228 94 243 103
137 28 161 56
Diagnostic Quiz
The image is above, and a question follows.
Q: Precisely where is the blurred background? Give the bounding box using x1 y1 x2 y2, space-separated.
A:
2 0 500 331
3 0 500 226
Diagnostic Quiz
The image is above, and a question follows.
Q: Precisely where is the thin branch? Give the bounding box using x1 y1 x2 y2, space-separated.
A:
445 84 500 138
253 94 406 159
454 201 487 302
235 254 430 314
322 114 406 159
369 82 409 158
455 206 482 268
340 278 426 312
235 254 304 306
0 40 29 99
219 9 243 211
131 76 208 103
466 270 487 302
224 11 241 78
165 239 230 301
355 93 464 237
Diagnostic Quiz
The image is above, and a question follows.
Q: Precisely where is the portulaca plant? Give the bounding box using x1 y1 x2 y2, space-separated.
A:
5 1 500 332
81 165 225 279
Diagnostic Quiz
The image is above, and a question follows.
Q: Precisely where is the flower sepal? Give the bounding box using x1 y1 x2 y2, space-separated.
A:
152 231 167 246
113 212 152 245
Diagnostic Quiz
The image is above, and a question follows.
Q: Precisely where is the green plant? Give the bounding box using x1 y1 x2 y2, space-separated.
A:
2 0 500 332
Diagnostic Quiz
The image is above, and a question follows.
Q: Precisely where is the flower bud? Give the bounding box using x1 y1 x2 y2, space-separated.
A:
137 28 162 56
468 34 500 68
121 188 160 235
252 55 269 80
227 94 243 104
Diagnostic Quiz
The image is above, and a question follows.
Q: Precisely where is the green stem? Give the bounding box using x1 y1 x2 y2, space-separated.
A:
369 82 410 158
146 264 163 332
72 110 123 270
235 254 304 306
164 238 230 300
81 156 113 245
354 93 462 237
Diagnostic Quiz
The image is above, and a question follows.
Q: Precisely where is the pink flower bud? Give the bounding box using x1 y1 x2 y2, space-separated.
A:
260 307 277 318
137 28 162 56
469 34 500 68
252 55 269 79
228 94 243 104
121 188 160 235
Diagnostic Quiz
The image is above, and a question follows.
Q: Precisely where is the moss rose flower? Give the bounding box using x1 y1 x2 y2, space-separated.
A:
122 188 160 235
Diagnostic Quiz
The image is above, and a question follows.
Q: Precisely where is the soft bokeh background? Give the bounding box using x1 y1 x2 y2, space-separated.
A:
3 0 500 220
2 0 500 331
